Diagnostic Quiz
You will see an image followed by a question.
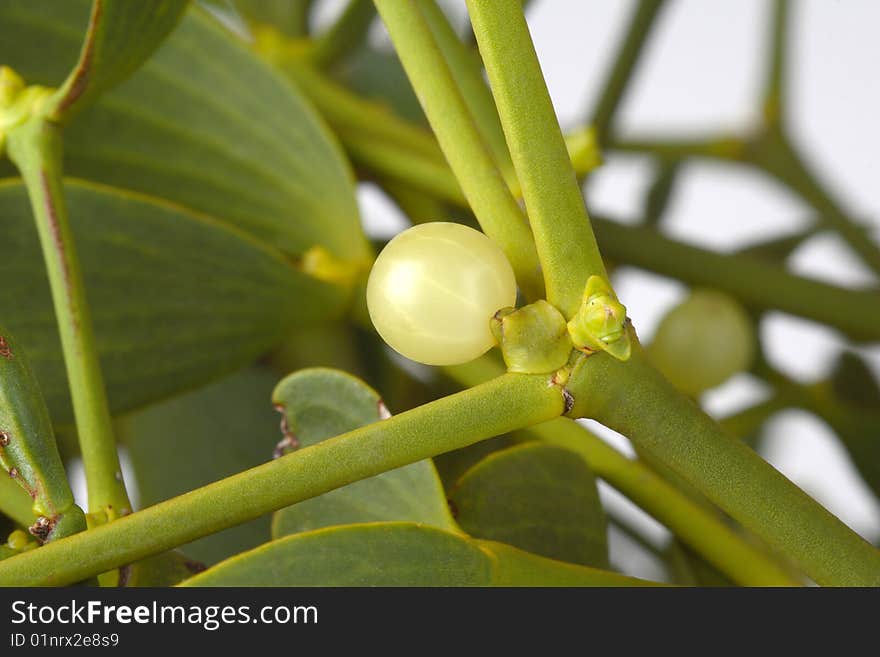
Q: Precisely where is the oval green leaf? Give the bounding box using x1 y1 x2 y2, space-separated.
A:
0 180 343 423
0 326 84 540
271 368 456 536
181 522 656 586
0 0 369 261
449 443 609 568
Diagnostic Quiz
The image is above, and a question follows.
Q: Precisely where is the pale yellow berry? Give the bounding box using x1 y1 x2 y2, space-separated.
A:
367 222 517 366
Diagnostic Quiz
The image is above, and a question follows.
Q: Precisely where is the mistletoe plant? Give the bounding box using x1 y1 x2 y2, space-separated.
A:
0 0 878 587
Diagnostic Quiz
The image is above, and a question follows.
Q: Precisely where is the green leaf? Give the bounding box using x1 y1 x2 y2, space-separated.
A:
0 0 369 261
0 180 342 424
433 435 516 491
122 366 284 565
271 369 456 536
180 522 656 586
0 327 72 515
47 0 190 120
449 443 609 568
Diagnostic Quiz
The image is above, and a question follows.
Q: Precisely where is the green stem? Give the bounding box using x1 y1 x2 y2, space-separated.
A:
734 225 820 261
467 0 606 317
373 0 543 300
0 373 564 585
6 118 130 518
642 159 680 227
567 343 880 586
611 135 745 161
591 217 880 341
446 358 801 586
309 0 376 68
417 0 514 182
762 0 789 123
590 0 667 143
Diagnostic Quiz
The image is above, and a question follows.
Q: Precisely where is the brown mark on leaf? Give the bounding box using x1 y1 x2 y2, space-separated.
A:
0 336 13 360
272 403 299 458
377 399 392 420
7 467 19 480
28 515 54 544
0 430 10 447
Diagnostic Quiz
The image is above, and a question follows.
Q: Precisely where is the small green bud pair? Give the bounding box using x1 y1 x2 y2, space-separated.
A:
567 276 631 362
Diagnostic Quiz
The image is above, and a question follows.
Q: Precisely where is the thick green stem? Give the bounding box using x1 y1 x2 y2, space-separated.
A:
592 217 880 341
417 0 514 182
6 119 130 518
467 0 607 317
309 0 376 68
447 358 801 586
567 343 880 586
373 0 543 300
590 0 667 143
0 373 564 585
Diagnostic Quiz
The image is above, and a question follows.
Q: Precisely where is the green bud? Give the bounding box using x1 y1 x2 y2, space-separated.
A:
565 125 602 176
0 68 54 158
6 529 32 551
301 244 365 287
567 275 631 361
491 300 573 374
